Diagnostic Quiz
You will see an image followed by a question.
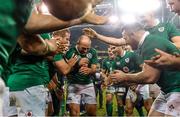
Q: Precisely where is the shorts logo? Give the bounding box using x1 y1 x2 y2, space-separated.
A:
67 97 73 101
158 27 164 32
125 58 130 63
168 104 175 112
123 66 129 73
86 53 92 59
26 111 33 117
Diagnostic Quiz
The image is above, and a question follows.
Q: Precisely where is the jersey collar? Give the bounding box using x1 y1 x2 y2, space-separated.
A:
138 31 150 47
154 19 160 26
121 51 126 57
75 45 81 55
75 45 90 55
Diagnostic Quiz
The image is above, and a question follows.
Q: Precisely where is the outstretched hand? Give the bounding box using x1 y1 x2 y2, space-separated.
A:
81 10 108 25
49 36 69 55
144 48 177 68
109 70 126 83
83 28 97 38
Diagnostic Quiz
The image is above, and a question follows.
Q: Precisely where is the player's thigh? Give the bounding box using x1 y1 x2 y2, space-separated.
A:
85 104 96 115
148 108 165 117
68 103 80 116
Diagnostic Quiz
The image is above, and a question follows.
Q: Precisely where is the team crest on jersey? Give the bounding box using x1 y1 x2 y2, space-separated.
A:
125 58 130 63
158 27 164 32
86 53 92 59
123 66 129 73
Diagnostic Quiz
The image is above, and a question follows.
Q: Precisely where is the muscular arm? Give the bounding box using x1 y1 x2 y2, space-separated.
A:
125 64 161 84
17 34 57 55
83 28 126 46
144 49 180 70
54 56 78 75
170 56 180 70
54 60 72 75
90 64 97 74
24 10 82 34
96 34 126 46
171 36 180 49
25 8 107 34
110 63 161 84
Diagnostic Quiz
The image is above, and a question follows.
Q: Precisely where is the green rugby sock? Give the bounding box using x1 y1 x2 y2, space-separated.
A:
137 107 144 116
118 106 124 116
106 103 113 116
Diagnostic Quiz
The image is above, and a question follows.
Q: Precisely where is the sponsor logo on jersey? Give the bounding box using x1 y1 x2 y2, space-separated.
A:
106 61 110 64
86 53 92 59
158 27 164 32
123 66 129 73
125 58 130 63
116 62 120 65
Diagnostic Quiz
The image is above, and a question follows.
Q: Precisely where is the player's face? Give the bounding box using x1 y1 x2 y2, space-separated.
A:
52 34 69 53
122 31 130 44
138 14 152 28
167 0 180 15
114 46 123 55
122 30 137 50
63 32 70 44
78 43 90 55
124 45 132 51
108 47 115 59
62 32 71 52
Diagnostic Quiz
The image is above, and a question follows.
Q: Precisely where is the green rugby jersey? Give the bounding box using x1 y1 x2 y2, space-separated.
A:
147 22 180 42
115 51 142 73
65 47 98 84
0 0 34 75
137 34 180 93
101 57 116 73
7 33 51 91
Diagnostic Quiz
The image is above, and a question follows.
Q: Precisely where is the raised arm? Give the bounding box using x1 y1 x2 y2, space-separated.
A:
24 10 108 34
83 28 126 46
110 63 161 85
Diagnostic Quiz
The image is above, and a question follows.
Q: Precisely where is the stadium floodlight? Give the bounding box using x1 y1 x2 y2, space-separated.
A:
120 14 136 24
109 15 119 24
118 0 161 15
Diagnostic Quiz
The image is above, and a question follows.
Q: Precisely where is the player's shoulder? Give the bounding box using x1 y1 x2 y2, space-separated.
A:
102 57 109 62
67 47 76 53
65 47 77 57
89 48 97 55
90 48 96 52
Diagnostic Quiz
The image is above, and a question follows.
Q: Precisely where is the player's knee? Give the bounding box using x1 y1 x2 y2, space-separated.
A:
106 96 113 103
125 107 133 115
117 100 124 106
87 111 96 116
70 109 79 116
0 79 5 95
106 99 113 104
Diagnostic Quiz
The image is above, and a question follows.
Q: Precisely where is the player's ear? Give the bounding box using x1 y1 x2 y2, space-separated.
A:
76 40 79 45
131 32 136 36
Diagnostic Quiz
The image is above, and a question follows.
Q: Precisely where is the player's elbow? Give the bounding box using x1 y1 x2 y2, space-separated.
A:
60 66 71 75
61 69 70 75
144 73 159 84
